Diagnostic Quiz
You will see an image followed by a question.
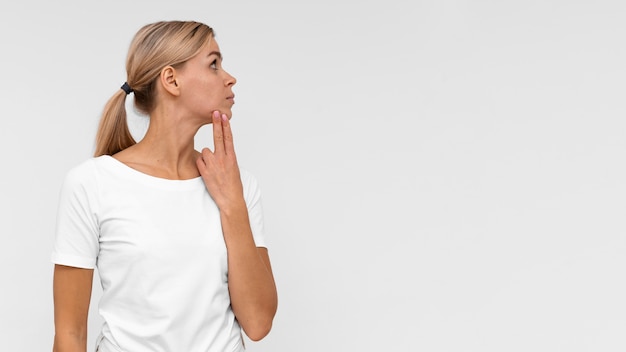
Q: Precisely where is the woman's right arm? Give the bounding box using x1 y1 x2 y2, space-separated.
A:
52 264 94 352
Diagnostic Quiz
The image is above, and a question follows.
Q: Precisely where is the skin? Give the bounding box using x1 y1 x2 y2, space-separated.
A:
53 37 278 351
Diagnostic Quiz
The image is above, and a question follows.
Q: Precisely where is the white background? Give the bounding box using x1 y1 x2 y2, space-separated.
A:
1 0 625 351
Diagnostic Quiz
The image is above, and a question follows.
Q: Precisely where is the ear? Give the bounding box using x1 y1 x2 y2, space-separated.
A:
159 66 180 97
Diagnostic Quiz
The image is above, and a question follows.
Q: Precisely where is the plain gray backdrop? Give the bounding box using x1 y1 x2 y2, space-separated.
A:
1 0 625 351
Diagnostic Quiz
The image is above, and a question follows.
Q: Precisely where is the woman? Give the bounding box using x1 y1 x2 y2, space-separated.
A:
51 21 278 352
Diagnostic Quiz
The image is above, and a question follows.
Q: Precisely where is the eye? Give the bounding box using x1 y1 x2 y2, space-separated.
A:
210 59 218 70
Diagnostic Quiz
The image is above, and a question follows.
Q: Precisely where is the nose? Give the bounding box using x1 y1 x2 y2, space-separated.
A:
224 70 236 87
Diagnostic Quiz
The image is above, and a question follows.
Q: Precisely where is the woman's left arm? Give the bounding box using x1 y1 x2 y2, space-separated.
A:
197 111 278 341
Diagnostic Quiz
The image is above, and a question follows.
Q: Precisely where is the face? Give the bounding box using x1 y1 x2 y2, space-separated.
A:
175 37 237 122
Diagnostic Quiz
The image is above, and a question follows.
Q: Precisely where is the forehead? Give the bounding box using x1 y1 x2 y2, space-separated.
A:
184 36 221 66
201 37 220 56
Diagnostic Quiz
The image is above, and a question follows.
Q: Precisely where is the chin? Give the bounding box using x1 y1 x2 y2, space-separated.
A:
203 110 233 124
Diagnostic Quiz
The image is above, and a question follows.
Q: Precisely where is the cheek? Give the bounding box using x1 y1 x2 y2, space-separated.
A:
183 78 224 115
198 80 220 99
195 91 223 116
188 80 216 101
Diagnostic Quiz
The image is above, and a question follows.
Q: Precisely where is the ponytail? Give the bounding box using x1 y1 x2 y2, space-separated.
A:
94 89 136 156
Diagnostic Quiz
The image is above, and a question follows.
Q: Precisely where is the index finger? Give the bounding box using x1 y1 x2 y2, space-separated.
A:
212 110 225 154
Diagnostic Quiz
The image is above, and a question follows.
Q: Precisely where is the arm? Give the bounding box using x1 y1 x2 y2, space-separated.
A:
197 111 278 341
52 265 94 352
220 204 278 341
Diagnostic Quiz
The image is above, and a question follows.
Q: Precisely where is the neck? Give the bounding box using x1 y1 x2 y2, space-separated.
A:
121 107 203 180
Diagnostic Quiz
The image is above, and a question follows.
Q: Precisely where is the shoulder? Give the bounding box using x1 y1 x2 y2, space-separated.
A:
61 156 110 191
239 167 263 203
239 167 256 183
57 158 106 211
63 158 98 183
239 167 261 190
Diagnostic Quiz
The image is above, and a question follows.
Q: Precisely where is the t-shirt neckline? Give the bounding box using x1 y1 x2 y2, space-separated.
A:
98 155 205 190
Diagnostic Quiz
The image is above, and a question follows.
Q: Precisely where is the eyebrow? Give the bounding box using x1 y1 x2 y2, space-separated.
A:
207 51 222 60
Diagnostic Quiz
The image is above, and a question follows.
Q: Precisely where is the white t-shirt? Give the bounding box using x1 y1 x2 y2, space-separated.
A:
51 155 267 352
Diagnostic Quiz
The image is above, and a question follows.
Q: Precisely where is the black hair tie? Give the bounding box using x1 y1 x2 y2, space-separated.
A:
121 82 133 95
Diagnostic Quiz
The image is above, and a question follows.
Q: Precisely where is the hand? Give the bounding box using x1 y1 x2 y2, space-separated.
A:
196 110 245 211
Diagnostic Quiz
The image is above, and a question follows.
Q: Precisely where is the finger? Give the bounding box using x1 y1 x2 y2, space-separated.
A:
212 111 225 155
199 147 213 167
196 155 207 175
200 147 214 158
221 113 235 155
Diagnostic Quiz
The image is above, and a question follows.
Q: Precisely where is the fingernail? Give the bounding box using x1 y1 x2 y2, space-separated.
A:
221 114 227 121
213 111 220 118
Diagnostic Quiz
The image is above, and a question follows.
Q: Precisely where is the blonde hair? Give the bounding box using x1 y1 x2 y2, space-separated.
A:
94 21 214 156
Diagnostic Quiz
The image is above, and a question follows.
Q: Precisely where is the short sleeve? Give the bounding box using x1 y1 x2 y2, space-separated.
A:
51 160 100 269
241 169 267 248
